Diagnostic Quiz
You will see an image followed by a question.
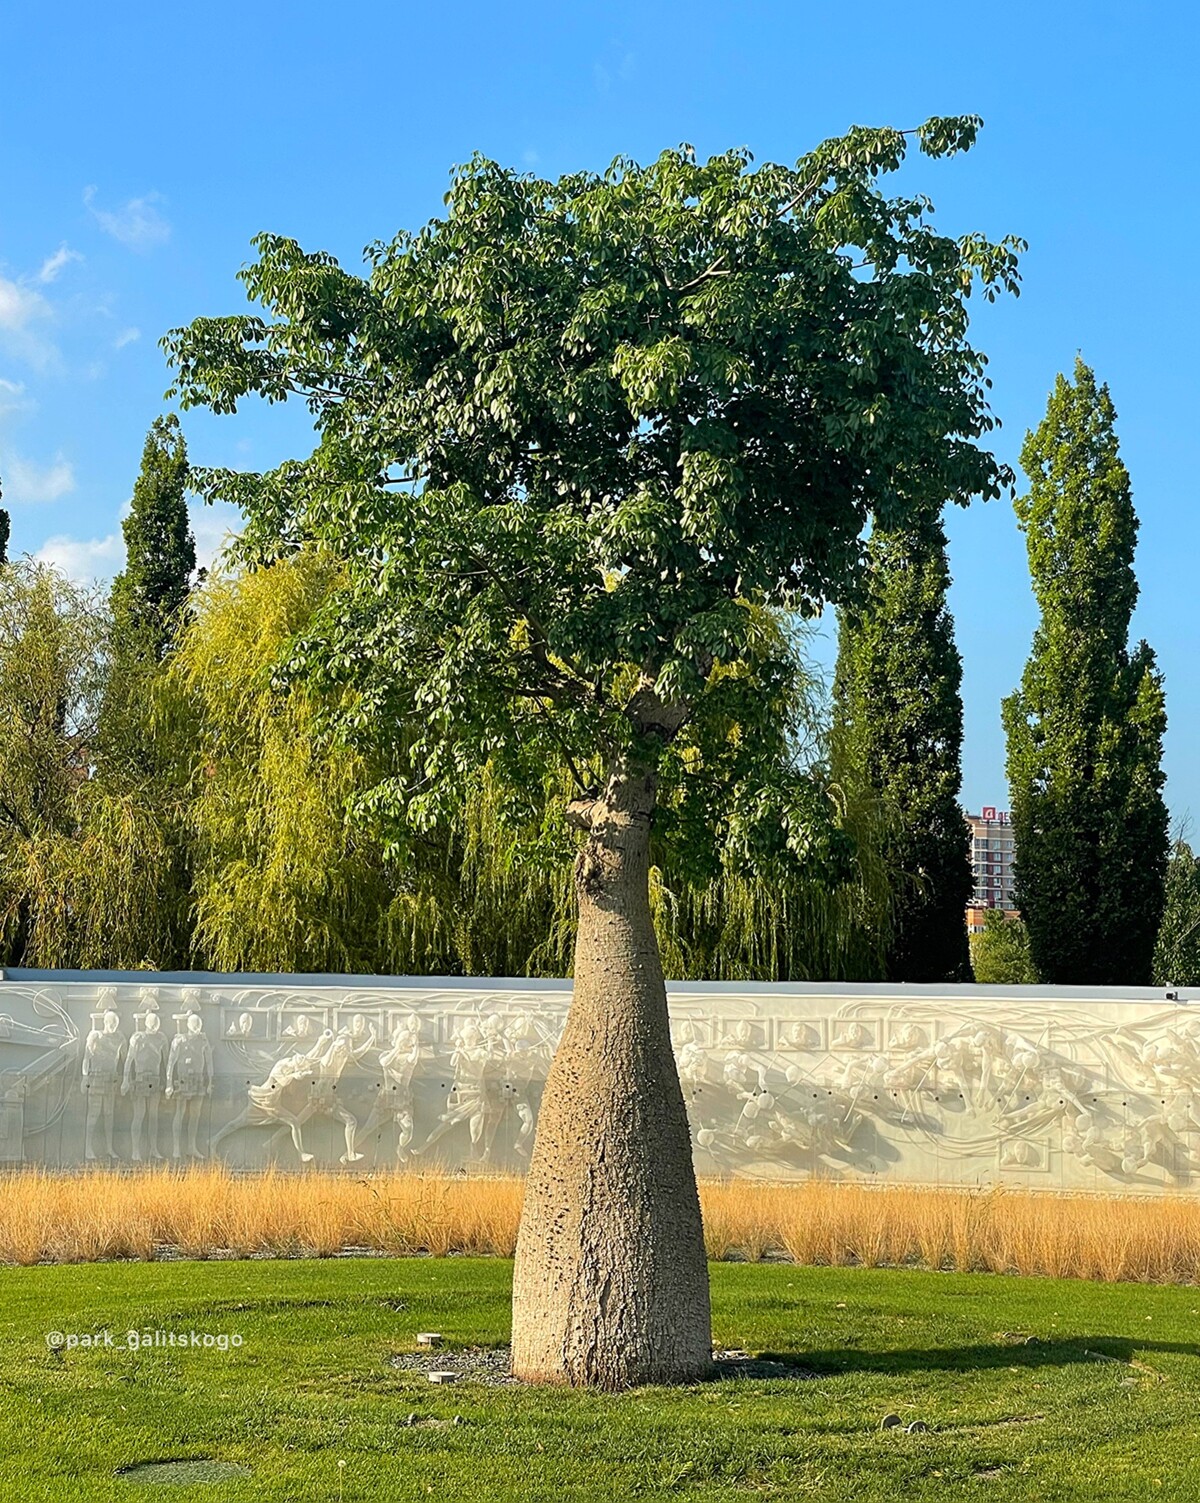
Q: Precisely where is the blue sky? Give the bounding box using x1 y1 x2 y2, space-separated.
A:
1 1 1196 822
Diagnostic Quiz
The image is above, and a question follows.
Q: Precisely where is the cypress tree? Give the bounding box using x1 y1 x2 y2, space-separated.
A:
1002 359 1168 984
110 415 195 662
86 418 198 965
99 416 196 777
831 516 973 982
1152 839 1200 988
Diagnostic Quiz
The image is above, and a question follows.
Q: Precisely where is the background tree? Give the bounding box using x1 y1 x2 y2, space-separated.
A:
79 415 199 964
0 475 10 566
1003 361 1168 985
166 551 897 981
1153 838 1200 987
100 415 194 767
109 416 195 663
969 910 1037 984
0 562 103 962
0 560 181 969
831 516 973 981
655 775 897 983
166 121 1020 1387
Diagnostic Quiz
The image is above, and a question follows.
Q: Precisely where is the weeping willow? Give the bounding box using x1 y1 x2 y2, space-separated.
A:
163 551 402 973
0 549 895 979
167 553 894 981
168 552 574 976
439 764 576 977
444 617 896 983
648 779 897 983
0 563 111 966
7 794 182 969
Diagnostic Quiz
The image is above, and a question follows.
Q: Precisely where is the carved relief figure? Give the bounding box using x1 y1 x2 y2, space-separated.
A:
502 1015 555 1155
213 1038 328 1163
166 1013 213 1160
833 1020 871 1050
780 1020 819 1051
414 1020 507 1163
82 1009 126 1161
313 1017 379 1161
357 1016 423 1160
122 1011 167 1161
213 1015 377 1166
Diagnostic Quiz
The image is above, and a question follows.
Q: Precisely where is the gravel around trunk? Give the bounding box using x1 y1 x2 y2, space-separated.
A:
390 1345 815 1385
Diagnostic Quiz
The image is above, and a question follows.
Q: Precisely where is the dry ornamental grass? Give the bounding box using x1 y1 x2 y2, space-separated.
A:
3 1168 1200 1284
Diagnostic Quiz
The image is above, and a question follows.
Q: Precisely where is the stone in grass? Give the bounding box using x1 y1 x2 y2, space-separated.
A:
428 1370 461 1385
416 1332 443 1347
117 1458 252 1484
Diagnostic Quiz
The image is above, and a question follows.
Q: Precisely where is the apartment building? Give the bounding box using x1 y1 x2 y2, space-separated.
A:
965 806 1018 934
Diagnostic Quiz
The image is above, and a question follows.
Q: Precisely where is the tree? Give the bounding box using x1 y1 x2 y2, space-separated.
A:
1002 361 1168 985
970 910 1037 984
1153 839 1200 987
110 415 196 664
0 477 10 566
831 516 973 981
83 416 198 958
164 550 407 974
100 414 196 778
164 547 895 981
0 562 103 962
165 121 1020 1387
0 560 185 970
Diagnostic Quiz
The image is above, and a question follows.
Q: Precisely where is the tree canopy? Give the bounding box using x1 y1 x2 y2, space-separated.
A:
832 516 973 981
165 121 1021 879
165 119 1023 1387
1153 838 1200 988
109 415 195 664
1003 359 1168 985
970 910 1037 985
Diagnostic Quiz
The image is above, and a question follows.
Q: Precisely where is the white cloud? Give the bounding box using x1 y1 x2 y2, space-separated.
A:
30 500 242 589
0 277 45 326
1 451 75 504
113 326 140 349
34 530 124 584
0 376 30 417
0 274 57 370
37 243 82 284
84 186 171 250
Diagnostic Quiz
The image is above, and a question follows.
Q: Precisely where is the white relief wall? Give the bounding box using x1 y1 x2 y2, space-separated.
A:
2 973 1199 1192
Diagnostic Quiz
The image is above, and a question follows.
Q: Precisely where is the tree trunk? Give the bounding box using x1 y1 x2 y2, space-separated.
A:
511 757 712 1389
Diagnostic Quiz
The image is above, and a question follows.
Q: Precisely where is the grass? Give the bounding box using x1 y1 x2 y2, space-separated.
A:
3 1257 1200 1500
8 1168 1200 1284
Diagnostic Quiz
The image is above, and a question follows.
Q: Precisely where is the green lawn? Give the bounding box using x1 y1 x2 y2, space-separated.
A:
3 1258 1200 1501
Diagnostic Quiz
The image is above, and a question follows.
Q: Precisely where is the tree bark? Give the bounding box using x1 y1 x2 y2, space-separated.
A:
511 756 712 1389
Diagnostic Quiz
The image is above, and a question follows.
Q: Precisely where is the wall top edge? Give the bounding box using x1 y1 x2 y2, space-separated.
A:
0 968 1192 1005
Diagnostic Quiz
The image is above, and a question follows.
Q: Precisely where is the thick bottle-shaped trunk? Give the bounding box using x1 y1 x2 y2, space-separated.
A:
511 760 712 1388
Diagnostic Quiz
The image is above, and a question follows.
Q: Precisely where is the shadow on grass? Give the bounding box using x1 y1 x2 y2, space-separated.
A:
762 1337 1200 1377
